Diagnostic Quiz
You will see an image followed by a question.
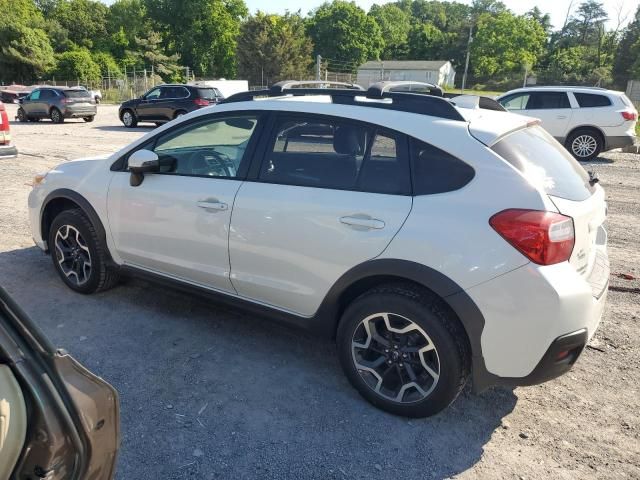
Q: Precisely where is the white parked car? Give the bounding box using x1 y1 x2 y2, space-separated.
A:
497 86 637 160
28 81 609 417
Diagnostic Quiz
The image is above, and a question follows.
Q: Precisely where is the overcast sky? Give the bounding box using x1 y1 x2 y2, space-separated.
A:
244 0 635 29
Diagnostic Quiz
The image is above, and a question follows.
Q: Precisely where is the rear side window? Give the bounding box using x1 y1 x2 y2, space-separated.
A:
63 89 90 98
260 116 410 194
526 92 571 110
492 126 594 201
411 140 475 195
40 90 56 99
574 93 611 108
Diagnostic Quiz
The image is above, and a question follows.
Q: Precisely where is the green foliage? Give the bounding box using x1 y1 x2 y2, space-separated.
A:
93 51 122 77
369 4 411 60
237 12 313 85
614 5 640 85
128 32 182 79
54 48 102 82
307 1 383 68
49 0 108 49
0 0 55 81
471 12 546 78
143 0 248 77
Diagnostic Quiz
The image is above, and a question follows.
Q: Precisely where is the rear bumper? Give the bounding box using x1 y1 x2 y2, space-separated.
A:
605 134 636 151
465 248 608 391
63 106 97 118
0 144 18 158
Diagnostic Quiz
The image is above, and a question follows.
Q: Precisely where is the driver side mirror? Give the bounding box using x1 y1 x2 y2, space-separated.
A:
128 149 159 187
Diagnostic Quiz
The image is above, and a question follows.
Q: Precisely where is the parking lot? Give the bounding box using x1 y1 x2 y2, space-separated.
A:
0 103 638 479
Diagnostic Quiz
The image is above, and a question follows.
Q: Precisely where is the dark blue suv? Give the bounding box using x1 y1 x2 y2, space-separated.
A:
119 84 224 128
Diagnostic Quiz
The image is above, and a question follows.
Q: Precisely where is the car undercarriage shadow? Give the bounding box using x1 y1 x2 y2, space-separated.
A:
0 246 517 479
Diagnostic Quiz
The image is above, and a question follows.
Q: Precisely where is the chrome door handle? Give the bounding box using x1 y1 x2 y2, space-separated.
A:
340 215 385 230
197 200 228 211
556 115 567 119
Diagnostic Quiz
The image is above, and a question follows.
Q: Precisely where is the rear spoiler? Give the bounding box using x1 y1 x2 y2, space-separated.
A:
444 93 507 112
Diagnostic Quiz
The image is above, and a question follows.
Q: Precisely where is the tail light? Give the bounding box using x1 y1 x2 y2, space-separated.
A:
0 104 10 145
621 110 637 121
489 209 575 265
61 97 70 104
194 98 209 107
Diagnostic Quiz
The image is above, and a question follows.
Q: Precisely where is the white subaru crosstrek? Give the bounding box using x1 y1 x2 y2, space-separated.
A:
497 86 637 160
28 81 609 417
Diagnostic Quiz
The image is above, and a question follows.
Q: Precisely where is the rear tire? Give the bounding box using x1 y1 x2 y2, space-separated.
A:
50 108 64 124
121 109 137 128
337 283 470 417
49 209 119 294
83 116 95 122
173 110 187 119
566 129 603 161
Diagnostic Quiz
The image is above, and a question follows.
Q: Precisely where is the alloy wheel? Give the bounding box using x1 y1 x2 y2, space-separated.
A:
571 134 598 159
351 312 440 403
51 109 61 123
123 111 133 127
54 225 92 286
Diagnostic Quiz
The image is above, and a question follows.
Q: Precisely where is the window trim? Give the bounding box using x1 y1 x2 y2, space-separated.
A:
248 111 412 196
110 111 266 181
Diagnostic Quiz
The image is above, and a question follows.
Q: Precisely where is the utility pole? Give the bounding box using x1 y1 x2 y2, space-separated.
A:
461 22 473 93
316 55 322 81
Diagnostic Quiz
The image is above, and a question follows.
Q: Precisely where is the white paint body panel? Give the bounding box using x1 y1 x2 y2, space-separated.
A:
229 183 412 316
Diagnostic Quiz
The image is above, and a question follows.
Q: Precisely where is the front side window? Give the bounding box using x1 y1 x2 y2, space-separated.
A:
151 115 258 178
29 90 41 101
526 92 571 110
499 93 530 111
145 88 162 100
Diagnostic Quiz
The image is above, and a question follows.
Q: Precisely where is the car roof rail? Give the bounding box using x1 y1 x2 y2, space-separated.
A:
221 81 465 122
366 81 444 98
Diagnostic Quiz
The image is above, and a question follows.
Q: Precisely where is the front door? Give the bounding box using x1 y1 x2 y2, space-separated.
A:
136 86 163 120
22 89 44 117
229 113 413 316
107 113 263 292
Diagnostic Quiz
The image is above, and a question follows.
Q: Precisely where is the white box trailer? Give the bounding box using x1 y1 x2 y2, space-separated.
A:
189 80 249 99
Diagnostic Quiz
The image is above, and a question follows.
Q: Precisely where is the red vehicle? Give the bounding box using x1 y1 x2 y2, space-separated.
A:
0 102 18 158
0 101 18 158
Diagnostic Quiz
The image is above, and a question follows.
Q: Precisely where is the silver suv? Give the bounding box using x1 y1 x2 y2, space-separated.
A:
17 87 97 124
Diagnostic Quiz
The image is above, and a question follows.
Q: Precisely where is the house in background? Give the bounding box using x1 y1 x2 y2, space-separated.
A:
356 60 456 88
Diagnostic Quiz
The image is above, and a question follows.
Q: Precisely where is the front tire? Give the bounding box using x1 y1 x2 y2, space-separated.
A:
83 116 95 122
17 108 28 122
49 209 119 294
566 129 603 161
50 107 64 124
337 283 470 417
173 110 187 119
121 109 137 128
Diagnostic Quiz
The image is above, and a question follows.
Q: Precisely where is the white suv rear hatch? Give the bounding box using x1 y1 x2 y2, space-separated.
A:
490 125 607 291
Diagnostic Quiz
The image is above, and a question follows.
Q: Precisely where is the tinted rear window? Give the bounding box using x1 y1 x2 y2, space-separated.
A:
574 93 611 107
492 126 594 201
198 88 221 100
64 89 91 98
411 140 475 195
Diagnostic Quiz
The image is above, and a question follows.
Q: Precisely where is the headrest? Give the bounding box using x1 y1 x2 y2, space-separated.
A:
333 127 361 156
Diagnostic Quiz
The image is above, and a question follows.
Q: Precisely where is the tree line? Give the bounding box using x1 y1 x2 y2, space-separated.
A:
1 0 639 89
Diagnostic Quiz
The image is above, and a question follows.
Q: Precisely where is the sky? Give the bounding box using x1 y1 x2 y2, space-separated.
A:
244 0 636 29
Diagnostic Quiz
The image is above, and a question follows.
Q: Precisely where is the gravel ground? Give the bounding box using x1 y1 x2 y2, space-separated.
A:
0 104 638 479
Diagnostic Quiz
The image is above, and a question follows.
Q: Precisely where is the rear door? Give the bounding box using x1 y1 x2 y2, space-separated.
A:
0 286 119 480
522 91 573 139
228 113 413 316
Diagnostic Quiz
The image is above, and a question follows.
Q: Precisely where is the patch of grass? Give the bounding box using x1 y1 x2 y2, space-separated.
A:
636 122 639 137
444 87 504 98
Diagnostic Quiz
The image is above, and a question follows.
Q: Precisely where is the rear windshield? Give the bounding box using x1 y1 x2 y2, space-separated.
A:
63 89 91 98
197 88 222 100
492 126 595 201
